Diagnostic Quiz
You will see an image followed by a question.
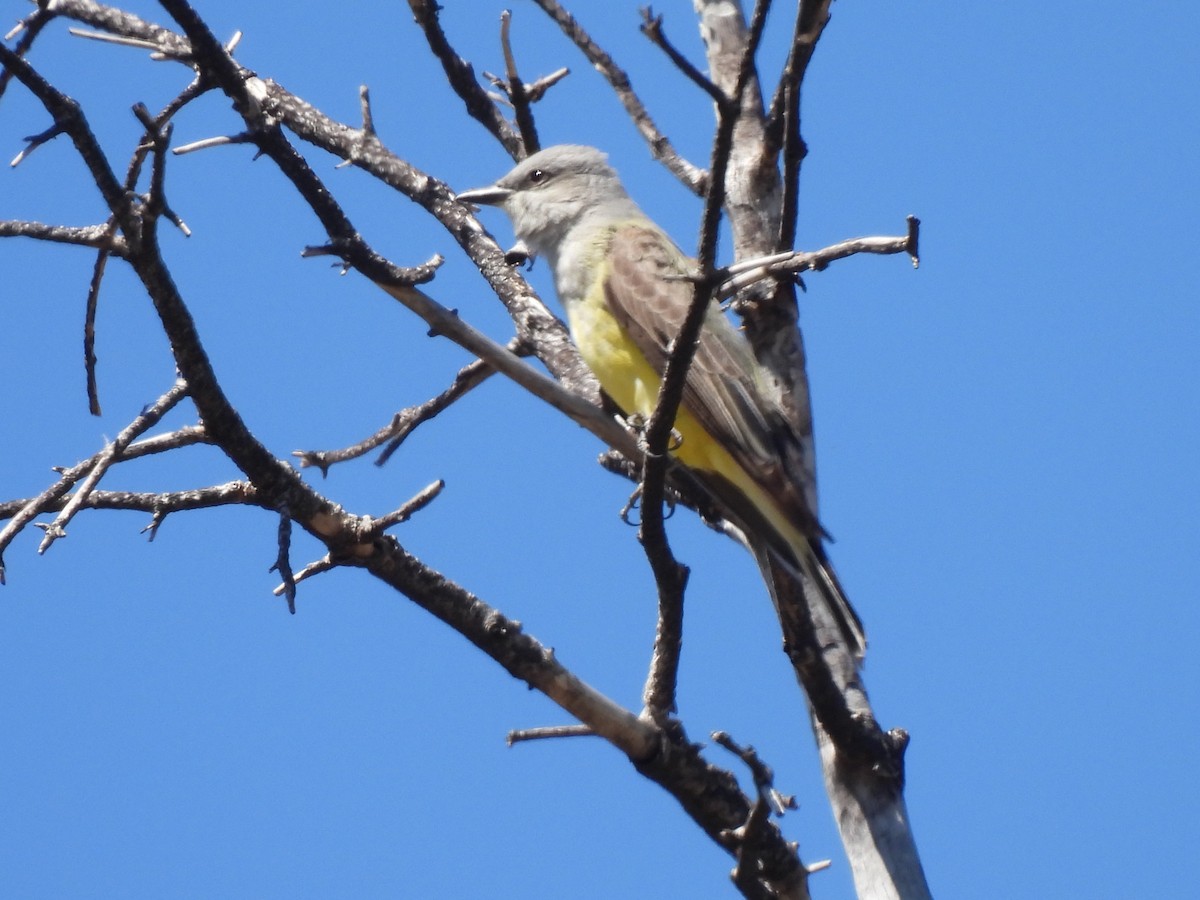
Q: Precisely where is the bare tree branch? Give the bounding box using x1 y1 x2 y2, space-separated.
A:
714 731 808 900
0 386 204 582
640 9 725 105
293 352 507 474
36 378 190 555
531 0 708 195
716 218 921 300
686 4 931 895
1 482 262 522
0 220 129 254
406 0 523 157
0 426 216 560
363 479 445 538
0 2 56 101
1 27 359 568
507 723 595 744
498 10 539 153
270 504 297 613
768 0 833 249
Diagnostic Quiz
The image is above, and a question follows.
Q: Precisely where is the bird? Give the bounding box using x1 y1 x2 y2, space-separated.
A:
458 145 864 658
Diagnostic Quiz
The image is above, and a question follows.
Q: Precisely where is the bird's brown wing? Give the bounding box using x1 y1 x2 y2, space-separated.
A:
602 223 822 541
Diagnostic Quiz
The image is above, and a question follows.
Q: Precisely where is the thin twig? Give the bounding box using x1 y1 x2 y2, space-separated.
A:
37 379 190 556
67 26 190 60
499 10 539 154
374 350 508 466
81 85 203 418
273 553 335 596
766 0 832 144
768 0 833 248
271 556 338 600
712 731 797 817
270 504 297 613
507 724 595 745
171 132 254 155
301 245 442 287
364 479 445 538
640 9 726 105
358 85 376 137
713 731 807 900
10 122 66 168
132 103 190 236
293 356 498 474
524 66 569 101
0 2 55 101
83 238 110 416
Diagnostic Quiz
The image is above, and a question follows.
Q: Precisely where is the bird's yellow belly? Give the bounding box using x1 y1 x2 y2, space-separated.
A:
566 288 813 565
567 296 731 476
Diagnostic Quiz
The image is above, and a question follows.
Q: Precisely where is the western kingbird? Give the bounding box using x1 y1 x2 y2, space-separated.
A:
458 145 864 657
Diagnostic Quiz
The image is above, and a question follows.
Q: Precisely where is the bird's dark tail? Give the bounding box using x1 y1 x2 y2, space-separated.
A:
753 538 867 664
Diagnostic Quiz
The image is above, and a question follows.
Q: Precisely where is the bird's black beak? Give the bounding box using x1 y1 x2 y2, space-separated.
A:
456 184 511 207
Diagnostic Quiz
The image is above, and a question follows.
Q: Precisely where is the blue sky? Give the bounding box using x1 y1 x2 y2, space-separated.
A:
2 2 1198 897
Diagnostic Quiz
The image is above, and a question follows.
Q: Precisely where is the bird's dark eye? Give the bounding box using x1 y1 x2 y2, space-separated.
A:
528 168 546 184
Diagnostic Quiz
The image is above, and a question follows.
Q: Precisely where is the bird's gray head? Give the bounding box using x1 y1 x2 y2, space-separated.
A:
457 145 637 261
